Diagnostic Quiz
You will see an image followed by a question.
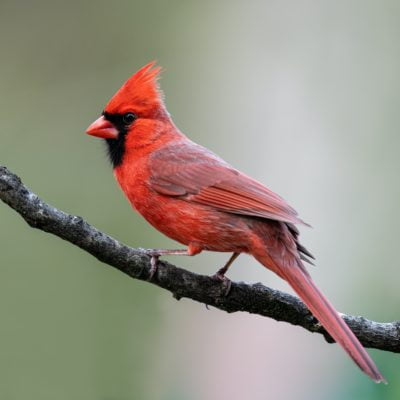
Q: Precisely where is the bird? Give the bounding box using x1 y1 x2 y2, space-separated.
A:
86 62 385 383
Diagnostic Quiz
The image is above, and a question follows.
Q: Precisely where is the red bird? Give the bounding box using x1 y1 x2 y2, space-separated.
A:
86 62 385 383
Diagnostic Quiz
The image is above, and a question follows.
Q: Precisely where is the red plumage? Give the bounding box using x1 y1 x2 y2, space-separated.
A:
86 62 385 383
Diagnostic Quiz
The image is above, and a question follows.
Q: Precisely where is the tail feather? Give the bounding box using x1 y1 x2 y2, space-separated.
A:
279 262 386 383
251 220 385 382
254 243 386 383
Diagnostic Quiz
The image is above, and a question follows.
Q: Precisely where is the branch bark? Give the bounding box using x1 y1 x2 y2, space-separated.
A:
1 165 399 352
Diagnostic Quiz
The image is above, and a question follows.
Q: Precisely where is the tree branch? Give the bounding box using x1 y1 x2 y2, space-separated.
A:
1 165 399 352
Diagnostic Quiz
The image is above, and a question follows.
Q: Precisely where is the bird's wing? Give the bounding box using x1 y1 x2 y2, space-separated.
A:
149 141 306 225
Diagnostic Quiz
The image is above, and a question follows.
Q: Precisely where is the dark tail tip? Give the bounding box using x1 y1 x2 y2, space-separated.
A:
373 374 388 384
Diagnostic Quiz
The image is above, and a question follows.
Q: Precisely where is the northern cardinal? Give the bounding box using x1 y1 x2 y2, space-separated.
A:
86 62 385 383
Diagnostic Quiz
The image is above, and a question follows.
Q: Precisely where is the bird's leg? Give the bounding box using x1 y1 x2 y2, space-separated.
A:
144 244 202 281
214 252 240 278
211 252 240 296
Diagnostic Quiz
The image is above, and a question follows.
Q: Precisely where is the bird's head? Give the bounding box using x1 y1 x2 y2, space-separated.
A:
86 62 171 167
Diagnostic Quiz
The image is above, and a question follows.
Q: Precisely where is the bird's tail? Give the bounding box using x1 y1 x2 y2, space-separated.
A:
255 250 386 383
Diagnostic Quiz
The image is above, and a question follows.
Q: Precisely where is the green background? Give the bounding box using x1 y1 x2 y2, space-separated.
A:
0 0 399 399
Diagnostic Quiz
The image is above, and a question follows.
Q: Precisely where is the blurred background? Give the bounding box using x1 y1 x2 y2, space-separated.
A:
0 0 399 398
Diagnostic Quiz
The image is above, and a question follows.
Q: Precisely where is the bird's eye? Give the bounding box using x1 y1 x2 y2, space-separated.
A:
122 113 137 125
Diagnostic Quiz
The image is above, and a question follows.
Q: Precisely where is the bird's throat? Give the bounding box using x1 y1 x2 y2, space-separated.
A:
105 134 126 168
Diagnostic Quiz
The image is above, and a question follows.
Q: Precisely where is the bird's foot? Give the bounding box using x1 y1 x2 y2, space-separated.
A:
211 271 232 297
148 254 160 281
209 253 238 297
142 249 163 281
143 249 189 281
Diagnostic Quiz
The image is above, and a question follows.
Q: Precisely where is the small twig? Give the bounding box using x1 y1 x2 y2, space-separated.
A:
1 165 399 352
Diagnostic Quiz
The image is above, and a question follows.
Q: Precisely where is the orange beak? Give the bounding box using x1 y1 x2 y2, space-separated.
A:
86 116 119 139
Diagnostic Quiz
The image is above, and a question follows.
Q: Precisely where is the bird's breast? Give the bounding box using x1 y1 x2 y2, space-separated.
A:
113 160 251 253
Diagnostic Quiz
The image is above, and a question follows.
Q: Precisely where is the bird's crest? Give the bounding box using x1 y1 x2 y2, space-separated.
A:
105 61 164 116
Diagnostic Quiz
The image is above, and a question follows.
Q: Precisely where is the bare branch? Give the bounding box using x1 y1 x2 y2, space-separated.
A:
1 165 399 352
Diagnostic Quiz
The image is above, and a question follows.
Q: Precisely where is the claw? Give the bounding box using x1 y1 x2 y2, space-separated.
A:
148 255 159 281
211 272 232 297
142 248 190 281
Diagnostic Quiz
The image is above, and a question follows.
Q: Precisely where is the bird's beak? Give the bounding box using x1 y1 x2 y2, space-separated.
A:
86 116 119 139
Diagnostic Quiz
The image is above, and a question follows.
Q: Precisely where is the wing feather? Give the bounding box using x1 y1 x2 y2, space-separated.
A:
149 141 307 226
